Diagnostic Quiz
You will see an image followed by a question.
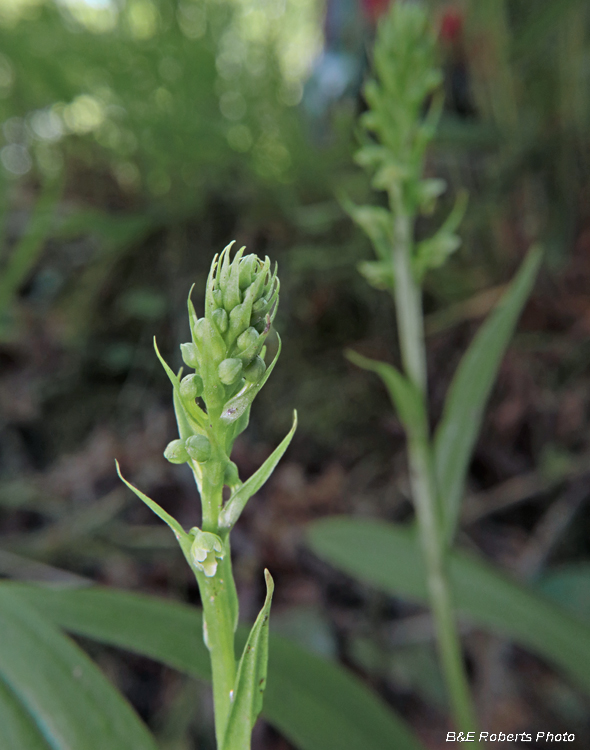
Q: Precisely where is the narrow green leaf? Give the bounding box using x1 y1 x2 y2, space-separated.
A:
219 411 297 530
223 570 274 750
0 676 50 750
7 585 425 750
434 246 542 542
307 517 590 695
346 350 426 437
115 460 192 559
0 588 158 750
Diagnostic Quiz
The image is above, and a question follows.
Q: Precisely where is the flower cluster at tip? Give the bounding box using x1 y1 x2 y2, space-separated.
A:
163 241 280 469
349 2 466 291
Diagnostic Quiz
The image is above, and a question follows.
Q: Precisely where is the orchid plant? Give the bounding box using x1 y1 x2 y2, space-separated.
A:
117 244 296 750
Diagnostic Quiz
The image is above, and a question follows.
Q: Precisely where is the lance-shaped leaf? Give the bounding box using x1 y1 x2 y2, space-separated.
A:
222 570 274 750
221 334 282 425
219 412 298 530
0 676 50 750
307 517 590 696
154 337 207 430
115 461 192 560
6 585 424 750
346 350 427 439
0 588 158 750
433 246 542 543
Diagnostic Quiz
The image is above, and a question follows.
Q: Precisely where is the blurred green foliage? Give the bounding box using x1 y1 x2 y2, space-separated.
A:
0 0 325 204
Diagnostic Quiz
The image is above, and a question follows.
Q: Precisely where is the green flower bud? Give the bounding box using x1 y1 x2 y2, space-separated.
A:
212 307 228 334
224 460 240 488
252 297 267 314
180 342 199 369
205 246 279 343
218 357 242 385
180 374 203 400
237 326 259 352
239 254 258 290
228 302 251 341
243 355 266 383
185 434 212 462
195 318 226 363
189 528 224 577
164 439 189 464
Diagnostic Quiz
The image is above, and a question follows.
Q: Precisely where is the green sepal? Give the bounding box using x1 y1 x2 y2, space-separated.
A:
154 338 207 430
219 411 297 530
220 334 282 425
221 569 274 750
115 460 192 559
346 350 426 439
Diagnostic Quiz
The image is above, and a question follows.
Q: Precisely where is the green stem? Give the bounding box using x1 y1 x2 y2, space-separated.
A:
195 479 238 748
391 191 479 739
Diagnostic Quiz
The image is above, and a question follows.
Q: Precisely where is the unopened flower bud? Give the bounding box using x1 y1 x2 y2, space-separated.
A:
237 327 259 352
164 439 189 464
224 460 240 487
239 254 258 290
185 434 212 462
218 358 242 385
195 318 226 363
189 528 224 577
212 289 223 308
212 307 228 334
243 356 266 383
180 374 203 400
180 342 199 369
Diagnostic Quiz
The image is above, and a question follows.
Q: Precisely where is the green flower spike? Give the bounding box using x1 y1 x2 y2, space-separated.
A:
189 528 224 577
119 243 295 750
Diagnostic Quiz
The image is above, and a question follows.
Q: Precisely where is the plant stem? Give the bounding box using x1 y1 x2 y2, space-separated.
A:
195 480 238 748
391 190 480 739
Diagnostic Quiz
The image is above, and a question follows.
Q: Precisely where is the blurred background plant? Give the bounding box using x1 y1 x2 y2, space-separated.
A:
0 0 590 748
